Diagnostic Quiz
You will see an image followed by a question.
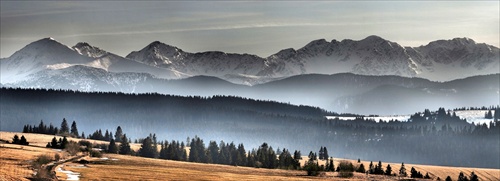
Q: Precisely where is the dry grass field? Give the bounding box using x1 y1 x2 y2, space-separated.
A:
0 143 58 181
0 131 143 151
298 159 500 181
63 154 379 181
1 132 499 181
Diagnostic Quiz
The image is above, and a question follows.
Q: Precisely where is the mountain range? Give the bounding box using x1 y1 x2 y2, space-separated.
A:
1 36 499 114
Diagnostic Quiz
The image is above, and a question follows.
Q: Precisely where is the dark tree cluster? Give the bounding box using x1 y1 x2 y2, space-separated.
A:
368 161 385 175
410 167 431 179
46 136 69 149
277 148 300 169
159 140 187 161
137 133 305 171
88 129 113 141
453 106 497 111
23 119 81 138
138 134 158 158
23 120 58 135
483 107 500 120
118 134 132 155
318 146 329 160
11 134 29 145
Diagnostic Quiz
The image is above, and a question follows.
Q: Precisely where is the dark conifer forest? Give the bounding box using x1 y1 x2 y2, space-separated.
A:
1 87 499 168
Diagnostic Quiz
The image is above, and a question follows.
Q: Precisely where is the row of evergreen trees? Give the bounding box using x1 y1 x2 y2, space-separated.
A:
23 118 79 137
46 136 69 149
134 134 305 169
87 126 125 142
484 108 500 120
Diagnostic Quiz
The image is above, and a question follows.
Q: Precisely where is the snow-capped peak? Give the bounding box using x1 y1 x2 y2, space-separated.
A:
272 48 297 59
361 35 387 42
126 41 187 66
22 37 73 52
0 37 94 84
8 37 92 65
73 42 108 58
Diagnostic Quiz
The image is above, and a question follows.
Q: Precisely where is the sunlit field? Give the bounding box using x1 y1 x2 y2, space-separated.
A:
1 132 498 180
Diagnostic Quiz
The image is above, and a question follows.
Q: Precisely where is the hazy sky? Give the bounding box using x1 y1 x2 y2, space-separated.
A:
1 1 499 58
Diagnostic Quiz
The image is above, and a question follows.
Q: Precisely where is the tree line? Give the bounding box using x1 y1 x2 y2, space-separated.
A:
2 87 499 168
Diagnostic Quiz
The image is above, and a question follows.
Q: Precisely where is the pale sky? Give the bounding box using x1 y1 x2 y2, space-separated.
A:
1 1 499 58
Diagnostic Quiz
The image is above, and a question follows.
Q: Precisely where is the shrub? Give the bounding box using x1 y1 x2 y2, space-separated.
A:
338 160 355 172
78 140 92 152
337 160 354 178
90 150 102 158
303 161 321 176
34 154 53 165
54 153 61 161
65 141 80 156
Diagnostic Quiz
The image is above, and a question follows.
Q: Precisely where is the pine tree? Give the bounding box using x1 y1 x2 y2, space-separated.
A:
159 141 167 159
469 172 478 181
319 146 324 160
12 134 20 144
446 176 452 181
70 121 78 137
308 151 315 162
410 167 423 178
399 163 407 177
494 107 500 121
293 150 301 169
485 110 493 119
48 124 55 135
119 134 131 155
49 137 58 148
369 161 374 174
60 118 69 134
424 109 431 117
115 126 123 142
38 120 46 134
356 163 365 173
458 172 469 181
385 164 392 175
237 143 246 166
139 136 156 158
376 161 384 174
323 147 329 160
23 125 28 133
108 138 118 153
208 141 219 164
61 136 69 149
329 158 335 172
104 130 110 141
20 135 29 145
152 134 158 158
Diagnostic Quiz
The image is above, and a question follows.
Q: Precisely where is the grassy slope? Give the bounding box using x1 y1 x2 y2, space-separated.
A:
1 132 499 180
0 131 143 151
0 143 59 181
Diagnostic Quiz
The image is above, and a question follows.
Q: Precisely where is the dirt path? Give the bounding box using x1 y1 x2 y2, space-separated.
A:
45 155 84 180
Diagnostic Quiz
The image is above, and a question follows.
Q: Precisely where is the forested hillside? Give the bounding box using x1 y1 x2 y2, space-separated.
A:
1 88 498 168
